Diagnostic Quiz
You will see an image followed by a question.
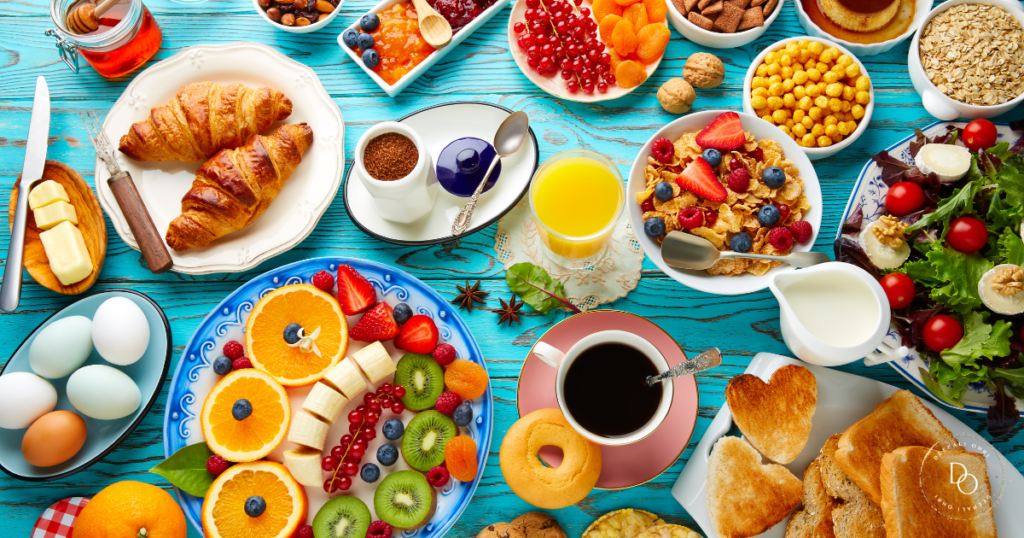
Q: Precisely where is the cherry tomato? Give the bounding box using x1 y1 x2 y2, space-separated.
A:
946 216 988 252
885 182 926 217
962 119 998 152
880 273 915 309
924 315 963 352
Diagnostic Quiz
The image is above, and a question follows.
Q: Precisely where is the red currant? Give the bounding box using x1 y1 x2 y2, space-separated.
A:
368 400 381 413
321 456 337 471
729 157 743 171
580 6 590 15
567 81 579 93
380 398 393 409
331 445 344 459
365 410 380 425
336 475 352 491
604 73 616 85
356 404 367 413
380 382 392 393
597 82 608 93
349 422 361 434
349 444 365 459
362 425 377 439
343 462 359 476
514 22 525 33
348 410 364 424
324 478 337 493
778 204 791 220
583 83 594 94
391 401 406 414
340 434 353 446
344 455 360 465
392 385 406 397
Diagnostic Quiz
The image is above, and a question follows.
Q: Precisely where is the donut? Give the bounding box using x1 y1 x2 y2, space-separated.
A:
499 408 602 509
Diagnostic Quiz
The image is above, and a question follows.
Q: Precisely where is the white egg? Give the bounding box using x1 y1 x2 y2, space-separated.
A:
0 373 58 429
67 365 142 420
29 316 93 379
92 297 150 366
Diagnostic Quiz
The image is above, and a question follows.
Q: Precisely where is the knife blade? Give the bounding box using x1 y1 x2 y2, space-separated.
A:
1 77 50 312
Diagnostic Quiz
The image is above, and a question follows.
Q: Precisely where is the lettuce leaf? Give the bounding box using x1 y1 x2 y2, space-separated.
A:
929 358 989 404
998 227 1024 266
903 244 992 314
995 161 1024 207
905 181 981 236
940 311 1013 368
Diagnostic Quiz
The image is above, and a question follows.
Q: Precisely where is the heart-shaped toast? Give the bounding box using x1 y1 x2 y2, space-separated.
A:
726 364 817 464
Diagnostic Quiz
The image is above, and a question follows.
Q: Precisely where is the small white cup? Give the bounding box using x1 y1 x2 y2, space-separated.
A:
532 330 674 446
354 121 437 223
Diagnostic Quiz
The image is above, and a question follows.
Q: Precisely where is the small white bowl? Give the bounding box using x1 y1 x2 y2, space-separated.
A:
908 0 1024 120
667 0 785 49
251 0 344 33
742 36 874 160
793 0 931 57
354 121 438 223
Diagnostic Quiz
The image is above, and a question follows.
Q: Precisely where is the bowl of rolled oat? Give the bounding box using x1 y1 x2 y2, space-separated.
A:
909 0 1024 120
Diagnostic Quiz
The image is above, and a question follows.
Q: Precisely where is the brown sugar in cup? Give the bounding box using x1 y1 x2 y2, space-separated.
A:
363 132 420 181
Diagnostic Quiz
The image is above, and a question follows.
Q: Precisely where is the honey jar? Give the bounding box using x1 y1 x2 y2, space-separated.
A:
46 0 162 78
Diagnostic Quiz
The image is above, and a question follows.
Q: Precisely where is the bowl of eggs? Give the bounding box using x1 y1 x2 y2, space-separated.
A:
0 290 171 481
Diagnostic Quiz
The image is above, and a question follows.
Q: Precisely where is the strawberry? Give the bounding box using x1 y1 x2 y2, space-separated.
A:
336 264 376 315
676 157 727 202
350 303 399 342
695 112 746 151
395 315 439 354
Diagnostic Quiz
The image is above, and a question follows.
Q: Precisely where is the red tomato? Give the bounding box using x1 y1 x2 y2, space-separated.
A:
924 315 963 352
946 216 988 252
879 273 915 309
962 119 998 152
885 182 926 217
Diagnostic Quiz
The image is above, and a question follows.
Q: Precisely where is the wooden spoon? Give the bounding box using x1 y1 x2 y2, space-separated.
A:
409 0 453 48
66 0 119 34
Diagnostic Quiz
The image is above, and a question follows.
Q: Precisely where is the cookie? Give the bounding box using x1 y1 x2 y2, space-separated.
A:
478 523 527 538
512 513 568 538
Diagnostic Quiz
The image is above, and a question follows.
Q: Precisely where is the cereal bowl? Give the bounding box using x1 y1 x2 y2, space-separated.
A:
251 0 343 33
627 110 823 296
793 0 931 57
742 36 874 160
667 0 784 49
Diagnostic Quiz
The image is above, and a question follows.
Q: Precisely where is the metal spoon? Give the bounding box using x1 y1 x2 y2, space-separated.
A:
661 231 829 270
647 347 722 386
409 0 453 48
451 111 530 236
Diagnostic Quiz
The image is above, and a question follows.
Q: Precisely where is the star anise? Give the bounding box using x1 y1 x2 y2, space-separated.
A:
496 294 523 327
452 280 489 311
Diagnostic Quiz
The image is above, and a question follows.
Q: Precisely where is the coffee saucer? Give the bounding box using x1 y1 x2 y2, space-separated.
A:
517 310 700 489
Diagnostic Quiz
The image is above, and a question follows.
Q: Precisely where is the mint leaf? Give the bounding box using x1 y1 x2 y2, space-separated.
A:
906 181 981 235
150 442 215 497
998 227 1024 266
505 263 579 314
940 311 1013 368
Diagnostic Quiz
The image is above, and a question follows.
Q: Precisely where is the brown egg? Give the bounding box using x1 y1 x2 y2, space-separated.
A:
22 410 87 467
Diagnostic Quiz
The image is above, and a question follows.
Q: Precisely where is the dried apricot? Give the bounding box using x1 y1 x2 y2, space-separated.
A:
444 435 478 482
611 19 638 55
643 0 667 23
592 0 624 20
636 22 670 62
599 14 624 42
623 4 648 32
609 48 626 72
615 60 648 88
613 0 642 6
444 359 488 399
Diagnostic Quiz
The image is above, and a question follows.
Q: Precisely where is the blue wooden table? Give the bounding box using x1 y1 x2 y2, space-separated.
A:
1 0 1022 535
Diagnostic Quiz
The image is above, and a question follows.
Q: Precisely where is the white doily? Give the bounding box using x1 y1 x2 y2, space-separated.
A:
495 200 645 311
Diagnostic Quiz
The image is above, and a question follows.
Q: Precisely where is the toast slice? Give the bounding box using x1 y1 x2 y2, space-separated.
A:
818 434 886 538
707 436 803 538
784 457 836 538
834 390 957 504
880 446 997 538
726 364 817 464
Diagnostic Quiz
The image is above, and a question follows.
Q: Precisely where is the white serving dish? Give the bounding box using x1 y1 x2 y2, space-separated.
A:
338 0 510 97
793 0 931 56
908 0 1024 120
742 36 874 161
96 42 345 275
251 0 344 33
626 110 823 296
672 353 1024 538
667 0 784 49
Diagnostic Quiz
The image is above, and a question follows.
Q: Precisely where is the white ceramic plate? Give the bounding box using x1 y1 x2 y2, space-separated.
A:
672 353 1024 538
794 0 932 57
96 42 345 275
627 110 823 295
344 102 539 245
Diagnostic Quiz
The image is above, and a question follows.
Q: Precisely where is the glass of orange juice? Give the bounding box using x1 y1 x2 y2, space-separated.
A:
529 151 624 265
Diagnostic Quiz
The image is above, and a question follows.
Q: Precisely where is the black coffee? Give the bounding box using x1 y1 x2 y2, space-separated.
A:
562 342 663 438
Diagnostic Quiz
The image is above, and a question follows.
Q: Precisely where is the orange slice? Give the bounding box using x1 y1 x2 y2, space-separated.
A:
202 369 291 462
202 461 307 538
245 284 348 386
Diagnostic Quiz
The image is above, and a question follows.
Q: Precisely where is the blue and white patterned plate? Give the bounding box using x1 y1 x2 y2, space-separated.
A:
163 257 492 535
836 121 1024 415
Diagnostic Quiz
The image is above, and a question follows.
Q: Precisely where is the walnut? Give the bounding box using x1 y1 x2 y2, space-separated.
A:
657 78 696 114
873 215 908 248
992 265 1024 296
684 52 725 89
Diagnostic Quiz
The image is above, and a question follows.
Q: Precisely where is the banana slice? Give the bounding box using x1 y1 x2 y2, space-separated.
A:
352 341 396 384
288 410 330 450
322 357 367 400
284 448 324 487
859 220 910 269
302 382 348 423
979 264 1024 315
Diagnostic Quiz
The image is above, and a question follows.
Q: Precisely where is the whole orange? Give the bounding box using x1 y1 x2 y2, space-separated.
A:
75 481 187 538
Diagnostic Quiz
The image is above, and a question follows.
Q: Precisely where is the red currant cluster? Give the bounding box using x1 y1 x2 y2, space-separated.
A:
320 384 406 494
370 382 408 414
513 0 616 95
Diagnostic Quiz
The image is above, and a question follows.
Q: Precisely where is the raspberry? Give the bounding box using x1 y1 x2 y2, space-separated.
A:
426 465 450 487
222 341 244 360
778 204 791 220
704 210 717 227
207 455 230 476
293 525 314 538
677 207 705 229
367 521 393 538
311 270 334 292
727 168 751 193
768 227 795 251
432 343 457 367
435 391 462 415
729 157 744 171
640 196 655 213
232 357 253 370
650 137 675 163
790 221 813 244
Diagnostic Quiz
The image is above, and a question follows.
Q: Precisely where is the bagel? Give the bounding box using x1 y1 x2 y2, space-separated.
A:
499 408 602 509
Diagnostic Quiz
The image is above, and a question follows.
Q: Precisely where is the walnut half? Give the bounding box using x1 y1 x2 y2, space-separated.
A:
872 215 908 249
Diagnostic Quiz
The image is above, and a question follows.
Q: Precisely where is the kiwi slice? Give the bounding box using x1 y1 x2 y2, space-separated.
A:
402 410 457 472
312 495 371 538
394 353 444 411
374 470 437 530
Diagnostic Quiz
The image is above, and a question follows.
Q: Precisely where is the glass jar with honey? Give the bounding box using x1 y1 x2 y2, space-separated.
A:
46 0 162 78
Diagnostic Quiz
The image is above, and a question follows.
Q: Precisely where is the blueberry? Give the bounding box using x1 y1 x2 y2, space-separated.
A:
382 418 404 440
757 205 781 227
730 233 753 253
453 403 473 427
244 496 266 518
762 167 786 189
360 13 380 31
362 48 380 69
702 148 722 168
361 462 381 483
342 28 360 48
654 182 674 202
232 399 253 421
377 443 399 466
213 356 233 375
393 303 413 325
644 217 666 237
357 33 375 51
283 323 302 344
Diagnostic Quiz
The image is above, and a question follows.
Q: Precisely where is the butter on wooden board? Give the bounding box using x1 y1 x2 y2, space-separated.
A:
33 201 78 230
28 180 70 210
38 221 93 286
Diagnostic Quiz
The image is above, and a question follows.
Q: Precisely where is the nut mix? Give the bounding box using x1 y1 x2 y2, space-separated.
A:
684 52 725 89
673 0 776 33
258 0 338 26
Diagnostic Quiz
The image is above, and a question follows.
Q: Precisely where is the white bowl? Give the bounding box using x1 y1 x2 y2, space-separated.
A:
251 0 344 33
741 36 874 161
793 0 931 56
353 121 437 223
908 0 1024 120
626 110 823 295
338 0 509 97
667 0 784 49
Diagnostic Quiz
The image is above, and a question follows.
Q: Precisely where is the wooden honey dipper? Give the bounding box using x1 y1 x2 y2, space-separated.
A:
67 0 119 34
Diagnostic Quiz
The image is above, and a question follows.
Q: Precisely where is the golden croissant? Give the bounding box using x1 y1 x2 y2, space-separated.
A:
118 81 293 162
165 123 314 251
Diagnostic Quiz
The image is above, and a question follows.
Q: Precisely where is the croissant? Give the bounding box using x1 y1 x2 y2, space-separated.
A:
165 123 314 251
118 82 293 162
